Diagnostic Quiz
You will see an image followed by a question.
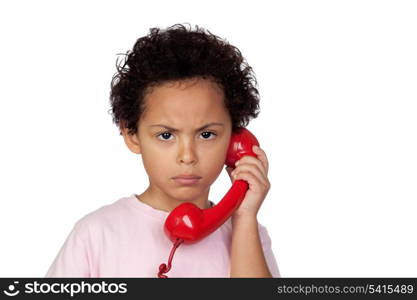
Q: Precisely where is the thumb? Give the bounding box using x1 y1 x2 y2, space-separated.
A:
225 166 235 183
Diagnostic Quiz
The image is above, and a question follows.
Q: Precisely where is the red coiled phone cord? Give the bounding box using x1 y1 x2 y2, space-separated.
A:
157 238 184 278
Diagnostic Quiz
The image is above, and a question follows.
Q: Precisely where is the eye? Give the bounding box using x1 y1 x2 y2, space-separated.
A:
156 131 217 141
157 132 174 141
200 131 217 140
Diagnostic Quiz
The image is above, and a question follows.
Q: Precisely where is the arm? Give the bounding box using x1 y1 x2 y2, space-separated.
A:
226 145 275 277
230 215 272 277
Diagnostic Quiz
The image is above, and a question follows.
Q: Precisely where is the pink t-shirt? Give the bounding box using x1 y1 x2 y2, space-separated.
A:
45 194 280 277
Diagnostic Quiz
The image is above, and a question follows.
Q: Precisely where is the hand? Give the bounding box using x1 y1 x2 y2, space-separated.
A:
225 145 271 219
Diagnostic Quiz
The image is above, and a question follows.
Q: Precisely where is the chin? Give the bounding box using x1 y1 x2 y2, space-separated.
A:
172 189 204 201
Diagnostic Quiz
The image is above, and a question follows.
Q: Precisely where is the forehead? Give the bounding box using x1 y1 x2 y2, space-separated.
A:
141 78 228 123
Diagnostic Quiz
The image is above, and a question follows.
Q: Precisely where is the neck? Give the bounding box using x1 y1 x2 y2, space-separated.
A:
136 184 212 212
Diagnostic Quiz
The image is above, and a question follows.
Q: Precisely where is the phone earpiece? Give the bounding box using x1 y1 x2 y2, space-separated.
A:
157 127 260 278
225 127 260 168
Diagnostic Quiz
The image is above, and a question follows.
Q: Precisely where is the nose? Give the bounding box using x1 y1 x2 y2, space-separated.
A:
177 141 197 165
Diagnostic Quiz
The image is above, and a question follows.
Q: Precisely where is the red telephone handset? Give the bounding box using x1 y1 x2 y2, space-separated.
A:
157 127 260 278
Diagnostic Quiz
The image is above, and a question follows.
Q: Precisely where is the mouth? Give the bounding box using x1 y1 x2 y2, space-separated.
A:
172 175 202 185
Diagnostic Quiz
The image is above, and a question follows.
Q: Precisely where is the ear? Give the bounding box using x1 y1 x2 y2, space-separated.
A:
120 123 142 155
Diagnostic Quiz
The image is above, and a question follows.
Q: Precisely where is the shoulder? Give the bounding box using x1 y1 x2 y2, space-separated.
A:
72 195 131 238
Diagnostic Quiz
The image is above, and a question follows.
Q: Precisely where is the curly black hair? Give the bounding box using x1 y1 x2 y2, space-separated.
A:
108 23 260 136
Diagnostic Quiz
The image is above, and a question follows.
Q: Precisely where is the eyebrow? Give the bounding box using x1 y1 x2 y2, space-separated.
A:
149 122 225 132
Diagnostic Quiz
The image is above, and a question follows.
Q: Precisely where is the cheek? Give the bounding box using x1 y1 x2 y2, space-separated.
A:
201 152 227 179
141 151 171 178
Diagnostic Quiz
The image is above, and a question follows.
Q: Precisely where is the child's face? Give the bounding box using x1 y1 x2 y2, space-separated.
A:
123 77 232 203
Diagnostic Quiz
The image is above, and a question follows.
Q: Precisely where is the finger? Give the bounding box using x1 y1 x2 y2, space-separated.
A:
231 164 268 187
233 170 270 192
237 155 268 178
252 145 269 174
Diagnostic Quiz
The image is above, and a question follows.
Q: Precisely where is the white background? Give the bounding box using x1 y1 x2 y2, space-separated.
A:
0 0 416 277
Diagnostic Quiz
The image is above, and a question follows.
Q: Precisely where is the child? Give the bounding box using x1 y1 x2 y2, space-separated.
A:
45 23 280 278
